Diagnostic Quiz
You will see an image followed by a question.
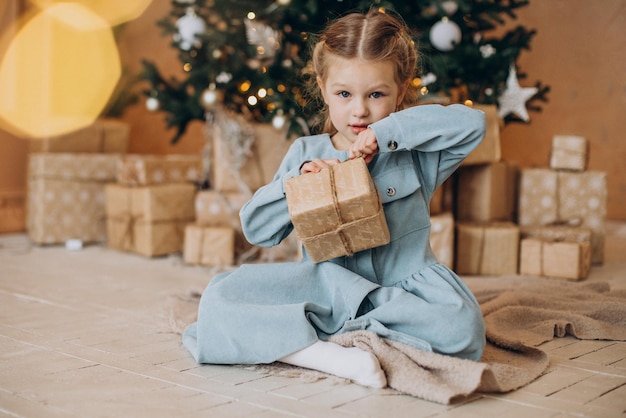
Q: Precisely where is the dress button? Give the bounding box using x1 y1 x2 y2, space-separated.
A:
387 140 398 150
386 187 396 197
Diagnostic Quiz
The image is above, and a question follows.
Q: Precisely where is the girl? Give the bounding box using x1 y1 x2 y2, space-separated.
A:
184 9 486 389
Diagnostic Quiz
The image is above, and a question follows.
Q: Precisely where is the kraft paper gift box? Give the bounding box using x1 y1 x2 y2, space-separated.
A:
455 160 518 222
183 225 235 266
194 189 256 259
520 224 592 244
519 238 591 280
430 212 454 269
211 122 293 194
258 233 302 263
195 190 249 228
549 135 589 172
27 153 121 244
29 119 129 153
455 222 519 276
285 158 390 263
0 191 26 233
105 183 196 257
518 168 606 264
117 154 203 186
461 104 502 166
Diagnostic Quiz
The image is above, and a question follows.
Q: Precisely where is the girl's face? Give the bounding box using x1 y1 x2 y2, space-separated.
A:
318 56 406 144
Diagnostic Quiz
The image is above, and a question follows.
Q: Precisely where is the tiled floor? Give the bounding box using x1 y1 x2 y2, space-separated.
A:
1 222 625 417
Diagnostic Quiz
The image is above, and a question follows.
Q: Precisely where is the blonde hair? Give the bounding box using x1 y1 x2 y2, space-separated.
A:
305 9 419 134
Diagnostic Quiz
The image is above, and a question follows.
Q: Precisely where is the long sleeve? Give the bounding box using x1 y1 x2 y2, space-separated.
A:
370 104 486 193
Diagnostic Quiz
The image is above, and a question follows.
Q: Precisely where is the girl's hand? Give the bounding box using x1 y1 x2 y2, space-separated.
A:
348 128 379 163
300 158 341 174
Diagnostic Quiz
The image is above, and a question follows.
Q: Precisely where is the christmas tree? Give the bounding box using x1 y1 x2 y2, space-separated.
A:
141 0 549 143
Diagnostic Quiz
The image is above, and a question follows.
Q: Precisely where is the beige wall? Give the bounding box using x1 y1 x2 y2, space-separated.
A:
0 1 28 193
1 1 625 219
497 0 625 220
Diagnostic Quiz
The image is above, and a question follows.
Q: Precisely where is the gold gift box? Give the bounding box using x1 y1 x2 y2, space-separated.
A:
117 154 203 186
520 238 591 280
455 222 520 276
29 118 129 154
27 153 121 244
550 135 589 172
183 225 235 266
285 158 390 263
518 168 606 264
105 183 196 257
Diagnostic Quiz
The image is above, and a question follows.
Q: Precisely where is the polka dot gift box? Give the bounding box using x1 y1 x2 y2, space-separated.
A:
116 154 203 186
27 153 121 244
549 135 589 172
517 168 607 264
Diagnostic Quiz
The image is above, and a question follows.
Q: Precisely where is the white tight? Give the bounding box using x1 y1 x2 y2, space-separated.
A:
279 340 387 388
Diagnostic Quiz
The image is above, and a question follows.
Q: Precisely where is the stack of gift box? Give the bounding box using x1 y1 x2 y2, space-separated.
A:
23 111 607 280
105 154 201 257
429 107 606 281
430 105 519 274
26 119 129 245
516 135 605 279
182 122 298 266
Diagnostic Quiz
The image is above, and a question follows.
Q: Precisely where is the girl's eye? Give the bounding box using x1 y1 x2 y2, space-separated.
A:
370 92 383 99
339 91 350 98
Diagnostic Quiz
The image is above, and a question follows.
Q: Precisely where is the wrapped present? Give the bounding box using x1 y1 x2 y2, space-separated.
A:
456 161 518 222
519 238 591 280
195 190 249 228
0 191 26 233
27 153 121 244
461 104 501 166
183 225 235 266
257 233 302 263
117 154 203 186
550 135 588 172
194 189 256 261
211 122 293 193
285 158 390 263
430 212 454 268
29 118 129 154
520 224 592 243
105 183 196 257
518 168 606 264
455 222 519 276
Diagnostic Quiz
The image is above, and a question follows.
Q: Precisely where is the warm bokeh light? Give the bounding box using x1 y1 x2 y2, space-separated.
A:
30 0 151 26
0 3 121 138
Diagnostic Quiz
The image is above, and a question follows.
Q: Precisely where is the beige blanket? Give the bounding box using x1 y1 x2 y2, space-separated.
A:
170 279 626 405
329 280 626 404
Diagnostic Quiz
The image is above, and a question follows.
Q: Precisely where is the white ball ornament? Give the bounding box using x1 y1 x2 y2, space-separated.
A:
201 83 223 110
429 18 461 51
146 96 160 112
175 8 206 51
272 110 287 130
277 0 292 5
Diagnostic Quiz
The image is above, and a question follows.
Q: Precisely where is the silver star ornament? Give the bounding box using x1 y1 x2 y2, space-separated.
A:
497 66 538 122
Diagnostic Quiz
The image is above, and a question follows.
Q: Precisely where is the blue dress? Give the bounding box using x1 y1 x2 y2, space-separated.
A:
183 104 487 364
